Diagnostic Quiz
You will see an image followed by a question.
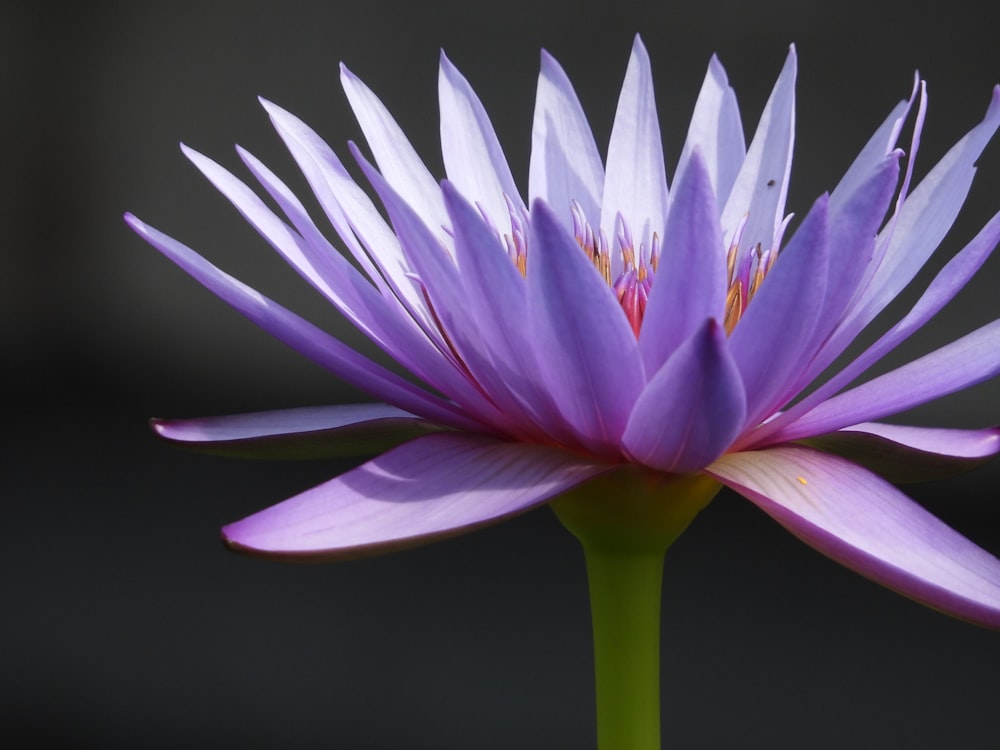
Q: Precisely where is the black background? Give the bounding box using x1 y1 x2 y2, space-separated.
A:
4 1 1000 747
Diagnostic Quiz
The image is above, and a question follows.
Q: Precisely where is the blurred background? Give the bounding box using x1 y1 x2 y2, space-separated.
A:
4 0 1000 747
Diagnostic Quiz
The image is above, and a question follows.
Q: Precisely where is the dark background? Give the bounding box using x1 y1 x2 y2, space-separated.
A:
4 0 1000 747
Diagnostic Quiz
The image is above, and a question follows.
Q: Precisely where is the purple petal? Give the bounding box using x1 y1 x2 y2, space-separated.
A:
801 422 1000 483
438 52 525 232
828 75 918 216
623 320 745 473
676 54 746 207
778 318 1000 440
844 86 1000 336
124 213 479 431
528 50 604 230
152 403 439 460
601 35 669 259
442 182 581 446
353 150 542 439
708 445 1000 629
526 201 645 457
340 64 449 232
639 149 726 375
720 46 796 257
728 195 829 429
222 433 612 560
259 99 441 339
746 209 1000 448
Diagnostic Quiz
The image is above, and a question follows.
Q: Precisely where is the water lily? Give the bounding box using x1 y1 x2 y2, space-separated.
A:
127 36 1000 748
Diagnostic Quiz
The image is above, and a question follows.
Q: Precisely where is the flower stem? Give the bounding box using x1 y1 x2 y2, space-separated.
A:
552 470 721 750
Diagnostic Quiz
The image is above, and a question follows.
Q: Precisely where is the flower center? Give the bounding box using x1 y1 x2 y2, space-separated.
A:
491 199 776 338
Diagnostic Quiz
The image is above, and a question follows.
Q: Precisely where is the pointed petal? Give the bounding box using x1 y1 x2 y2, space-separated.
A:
846 86 1000 333
124 213 478 431
223 433 612 560
353 150 539 438
151 404 440 460
728 195 828 429
526 201 645 456
639 149 727 374
442 182 580 446
781 318 1000 438
801 422 1000 483
438 52 525 231
340 64 449 231
744 209 1000 449
676 54 746 207
720 46 796 253
709 445 1000 629
259 99 441 338
829 75 917 216
528 50 604 230
601 36 669 255
624 320 745 473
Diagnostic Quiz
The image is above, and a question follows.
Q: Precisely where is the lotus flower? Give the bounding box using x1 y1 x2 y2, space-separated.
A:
126 36 1000 634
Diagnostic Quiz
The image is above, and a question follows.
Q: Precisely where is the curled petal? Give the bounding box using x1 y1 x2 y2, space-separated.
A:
223 433 612 560
800 422 1000 483
709 445 1000 629
152 404 440 460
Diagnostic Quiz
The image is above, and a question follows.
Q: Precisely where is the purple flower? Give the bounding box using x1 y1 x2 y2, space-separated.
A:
127 38 1000 627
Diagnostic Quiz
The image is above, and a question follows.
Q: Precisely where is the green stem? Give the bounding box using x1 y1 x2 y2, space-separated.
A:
552 469 721 750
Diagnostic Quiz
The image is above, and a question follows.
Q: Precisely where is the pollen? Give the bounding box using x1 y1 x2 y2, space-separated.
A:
797 476 808 485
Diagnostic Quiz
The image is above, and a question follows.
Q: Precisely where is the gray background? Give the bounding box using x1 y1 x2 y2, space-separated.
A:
4 0 1000 747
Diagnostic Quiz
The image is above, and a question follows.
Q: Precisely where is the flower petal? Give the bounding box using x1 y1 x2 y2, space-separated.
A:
844 86 1000 335
728 195 828 429
438 52 525 232
623 320 745 473
528 50 604 230
526 201 645 457
720 46 796 255
639 149 727 375
123 213 478 431
800 422 1000 483
782 318 1000 439
747 209 1000 447
442 182 580 446
151 403 439 460
709 445 1000 628
222 433 613 560
340 64 449 232
675 54 746 207
601 35 669 261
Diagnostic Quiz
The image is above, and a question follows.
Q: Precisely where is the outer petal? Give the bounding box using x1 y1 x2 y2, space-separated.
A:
708 445 1000 629
781 318 1000 439
123 214 478 431
639 149 726 375
340 64 449 232
438 52 525 232
623 320 745 473
528 50 604 230
527 201 645 457
152 404 439 460
222 433 613 560
745 209 1000 448
675 54 746 207
801 422 1000 483
843 86 1000 336
601 35 669 261
720 46 796 255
